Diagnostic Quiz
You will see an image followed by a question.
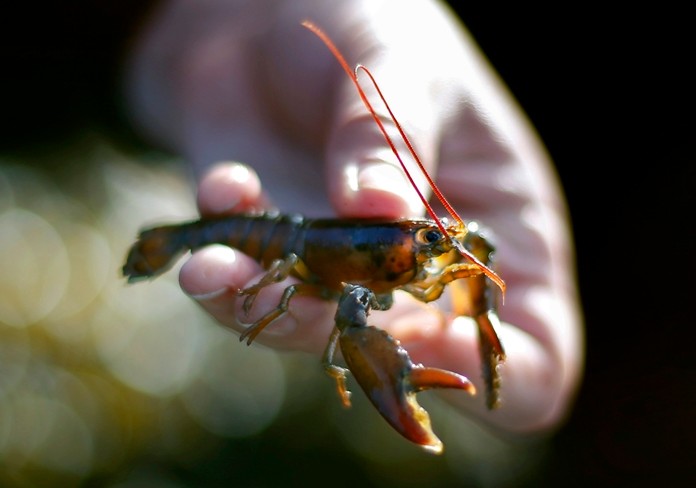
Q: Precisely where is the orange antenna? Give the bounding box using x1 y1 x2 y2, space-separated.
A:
355 65 463 226
301 20 505 295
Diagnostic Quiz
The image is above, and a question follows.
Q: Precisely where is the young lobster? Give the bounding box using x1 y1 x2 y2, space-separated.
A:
123 21 506 454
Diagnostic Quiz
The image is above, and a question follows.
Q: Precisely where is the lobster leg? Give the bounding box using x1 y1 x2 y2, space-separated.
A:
238 282 325 345
475 310 506 409
236 252 319 345
238 253 300 313
402 262 484 303
328 283 476 454
458 226 506 409
238 282 297 345
322 326 352 407
404 227 506 410
414 262 506 409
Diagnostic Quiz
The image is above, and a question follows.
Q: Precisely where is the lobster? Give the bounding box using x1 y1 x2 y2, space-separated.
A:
123 21 506 454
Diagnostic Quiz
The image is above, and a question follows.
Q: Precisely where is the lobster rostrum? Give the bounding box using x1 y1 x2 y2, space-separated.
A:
123 21 506 454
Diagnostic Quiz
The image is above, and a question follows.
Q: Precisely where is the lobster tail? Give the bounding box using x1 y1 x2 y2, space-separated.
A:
123 224 193 282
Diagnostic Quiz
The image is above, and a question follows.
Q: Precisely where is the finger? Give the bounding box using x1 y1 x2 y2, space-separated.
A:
178 245 294 343
326 114 438 219
179 245 256 305
196 161 273 217
179 244 336 353
315 10 458 219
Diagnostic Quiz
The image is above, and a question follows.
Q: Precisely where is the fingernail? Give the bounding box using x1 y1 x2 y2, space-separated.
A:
358 162 409 191
356 161 424 214
189 287 229 301
197 161 252 214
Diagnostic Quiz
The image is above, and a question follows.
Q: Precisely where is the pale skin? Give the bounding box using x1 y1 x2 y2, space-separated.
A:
127 0 584 434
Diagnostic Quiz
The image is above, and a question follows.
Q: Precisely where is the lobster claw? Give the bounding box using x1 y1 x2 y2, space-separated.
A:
327 284 476 454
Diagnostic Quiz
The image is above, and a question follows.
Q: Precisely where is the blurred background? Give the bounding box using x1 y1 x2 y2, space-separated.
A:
0 2 692 487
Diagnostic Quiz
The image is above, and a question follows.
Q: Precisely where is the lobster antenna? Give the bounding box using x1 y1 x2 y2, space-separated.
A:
354 65 464 226
302 20 504 294
301 21 438 223
355 66 505 294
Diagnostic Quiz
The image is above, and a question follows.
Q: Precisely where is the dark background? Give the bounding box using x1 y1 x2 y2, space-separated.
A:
459 7 694 486
1 2 693 487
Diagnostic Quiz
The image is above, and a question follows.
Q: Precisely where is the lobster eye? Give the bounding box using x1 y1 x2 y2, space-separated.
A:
417 228 442 245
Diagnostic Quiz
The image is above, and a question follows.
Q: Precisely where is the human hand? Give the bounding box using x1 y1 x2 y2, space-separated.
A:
126 0 583 433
